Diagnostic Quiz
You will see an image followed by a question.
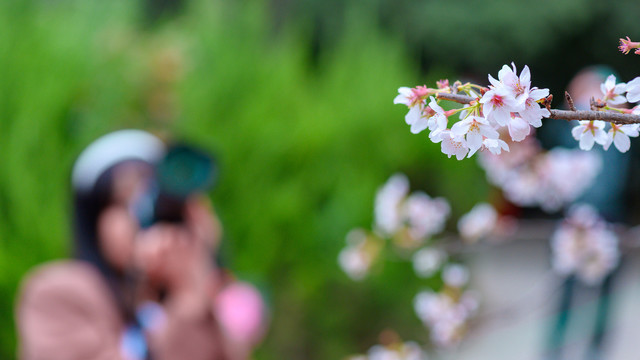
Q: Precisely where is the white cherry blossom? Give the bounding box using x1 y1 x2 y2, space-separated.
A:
405 106 428 134
626 77 640 103
603 123 640 152
393 86 428 108
494 63 531 106
600 74 627 105
480 86 520 126
571 120 608 150
437 130 469 160
520 88 550 127
505 113 531 142
451 116 499 157
426 96 448 137
482 138 509 155
394 86 431 134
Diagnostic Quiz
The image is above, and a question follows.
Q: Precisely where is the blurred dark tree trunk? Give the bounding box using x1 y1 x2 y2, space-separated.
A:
144 0 185 23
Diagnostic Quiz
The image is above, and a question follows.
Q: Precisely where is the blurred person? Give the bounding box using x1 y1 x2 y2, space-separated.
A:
16 130 266 360
541 67 625 360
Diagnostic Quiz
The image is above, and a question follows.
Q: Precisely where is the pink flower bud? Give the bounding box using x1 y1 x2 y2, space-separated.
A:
436 79 449 89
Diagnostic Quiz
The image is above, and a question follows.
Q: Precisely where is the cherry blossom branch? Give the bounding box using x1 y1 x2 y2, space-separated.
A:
436 92 640 124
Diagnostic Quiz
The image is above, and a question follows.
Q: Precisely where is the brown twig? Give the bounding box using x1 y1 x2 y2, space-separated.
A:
548 110 640 124
436 92 477 104
435 92 640 125
565 92 576 111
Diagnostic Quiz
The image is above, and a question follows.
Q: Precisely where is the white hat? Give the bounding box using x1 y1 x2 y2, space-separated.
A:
72 130 166 192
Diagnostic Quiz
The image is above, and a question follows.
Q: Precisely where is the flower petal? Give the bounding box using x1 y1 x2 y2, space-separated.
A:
410 117 429 134
405 106 421 125
571 124 585 140
451 120 471 137
508 116 530 141
579 133 595 150
466 131 483 154
594 129 609 145
614 132 631 152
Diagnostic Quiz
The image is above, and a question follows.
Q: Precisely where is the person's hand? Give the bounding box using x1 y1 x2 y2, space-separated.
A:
183 195 222 252
134 196 222 310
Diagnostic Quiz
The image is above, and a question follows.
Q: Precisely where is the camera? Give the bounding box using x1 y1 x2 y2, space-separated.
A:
133 144 216 228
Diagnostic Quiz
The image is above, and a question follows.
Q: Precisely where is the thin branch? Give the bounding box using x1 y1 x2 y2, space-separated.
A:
548 110 640 124
436 92 476 104
435 92 640 125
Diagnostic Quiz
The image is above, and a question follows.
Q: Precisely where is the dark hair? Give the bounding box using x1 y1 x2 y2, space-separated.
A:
71 160 149 322
72 164 118 275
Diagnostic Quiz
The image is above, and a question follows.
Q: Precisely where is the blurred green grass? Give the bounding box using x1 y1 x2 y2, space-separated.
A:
0 0 487 358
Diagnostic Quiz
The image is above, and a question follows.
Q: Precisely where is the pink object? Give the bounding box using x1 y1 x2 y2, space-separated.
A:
214 282 266 345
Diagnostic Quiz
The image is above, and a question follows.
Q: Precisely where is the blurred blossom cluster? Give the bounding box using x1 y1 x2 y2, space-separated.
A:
338 229 383 281
374 174 450 245
551 204 620 285
412 247 448 279
478 136 602 212
414 265 478 348
348 340 428 360
340 174 498 353
457 203 498 243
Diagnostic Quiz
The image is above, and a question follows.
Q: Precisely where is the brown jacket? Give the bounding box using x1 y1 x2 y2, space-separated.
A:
16 261 227 360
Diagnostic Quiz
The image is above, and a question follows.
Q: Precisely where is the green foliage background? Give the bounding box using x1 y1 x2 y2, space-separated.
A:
0 0 487 358
2 0 639 358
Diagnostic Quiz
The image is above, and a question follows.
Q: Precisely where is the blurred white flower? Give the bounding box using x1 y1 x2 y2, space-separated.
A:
457 203 498 242
412 248 447 278
442 264 469 288
414 290 478 348
338 229 378 281
478 143 602 213
375 174 409 236
551 204 620 285
402 192 450 241
366 342 428 360
535 148 602 212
